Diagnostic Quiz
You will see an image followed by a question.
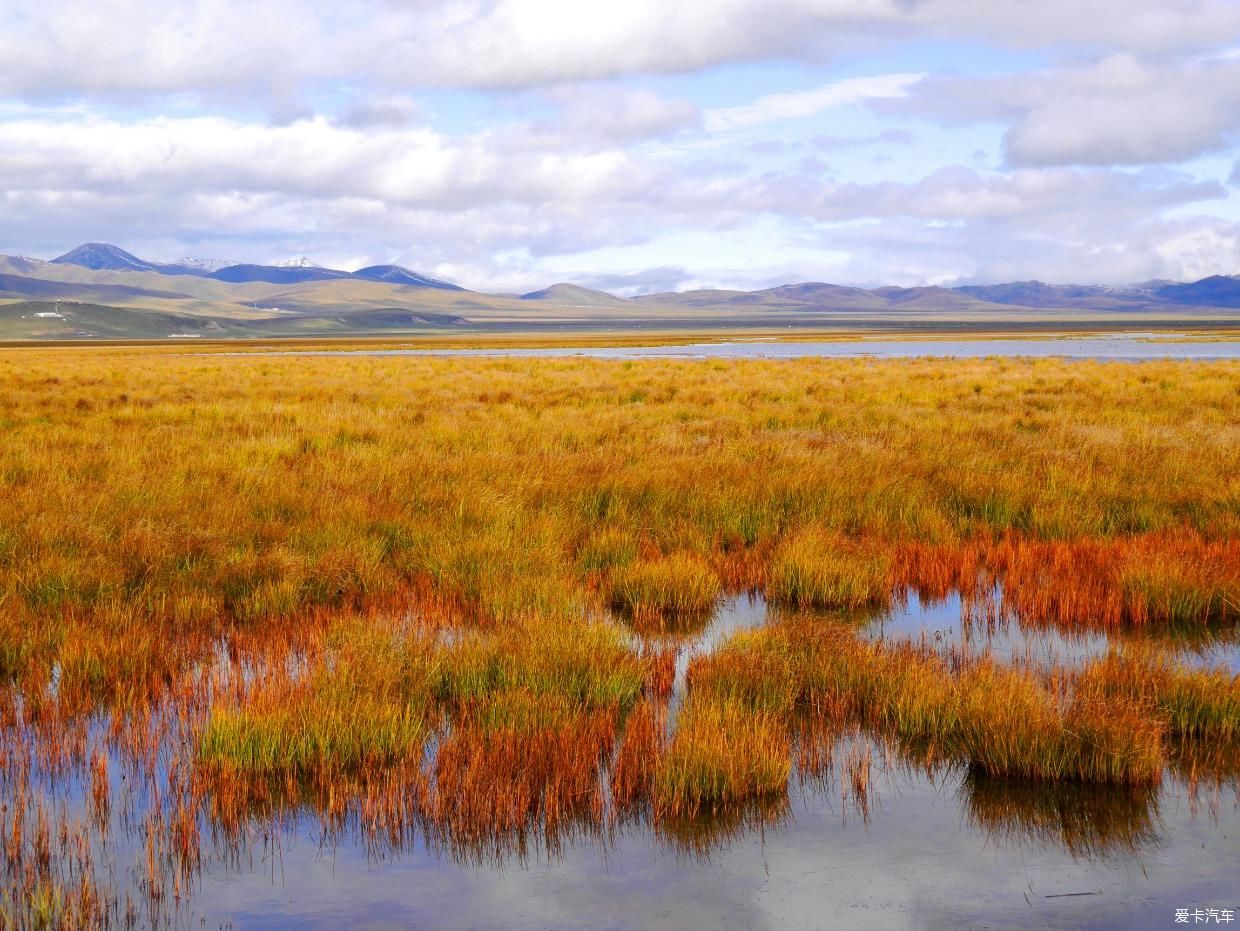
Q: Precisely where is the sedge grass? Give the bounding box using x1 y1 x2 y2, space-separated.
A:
607 553 721 618
655 699 791 816
0 347 1237 903
1077 647 1240 740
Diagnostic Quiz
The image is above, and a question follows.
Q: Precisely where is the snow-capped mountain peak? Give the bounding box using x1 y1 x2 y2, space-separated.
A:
176 257 237 273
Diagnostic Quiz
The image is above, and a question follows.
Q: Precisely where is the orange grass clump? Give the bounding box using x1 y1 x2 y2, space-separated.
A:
608 553 721 619
683 620 1167 785
1077 647 1240 739
986 534 1240 628
432 690 616 852
654 699 792 817
767 531 893 610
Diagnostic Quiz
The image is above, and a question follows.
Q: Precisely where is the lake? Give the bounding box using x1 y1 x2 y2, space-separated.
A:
272 333 1240 362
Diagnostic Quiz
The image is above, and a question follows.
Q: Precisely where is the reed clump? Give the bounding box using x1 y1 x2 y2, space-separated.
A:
655 699 791 816
767 531 894 611
684 630 799 716
608 553 721 619
432 619 646 709
951 663 1164 784
1077 648 1240 739
199 617 437 779
198 679 427 780
682 619 1167 785
987 534 1240 628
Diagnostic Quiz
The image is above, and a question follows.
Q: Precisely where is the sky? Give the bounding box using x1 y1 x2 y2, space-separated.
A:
1 0 1239 294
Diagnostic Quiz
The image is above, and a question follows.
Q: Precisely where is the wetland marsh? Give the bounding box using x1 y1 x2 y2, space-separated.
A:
0 345 1237 929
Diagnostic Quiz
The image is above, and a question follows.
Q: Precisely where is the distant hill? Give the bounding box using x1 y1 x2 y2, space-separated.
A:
3 242 1239 338
953 281 1145 308
208 263 353 284
48 243 466 290
0 300 469 340
873 286 990 310
0 255 49 276
520 283 628 306
641 282 979 312
52 243 164 273
1154 276 1240 308
354 265 465 290
632 288 753 308
760 282 887 306
51 243 233 279
0 272 188 302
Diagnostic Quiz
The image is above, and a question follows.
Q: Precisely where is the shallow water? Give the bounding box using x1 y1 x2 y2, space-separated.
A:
7 592 1240 930
864 590 1240 675
269 333 1240 362
22 738 1240 931
179 761 1238 931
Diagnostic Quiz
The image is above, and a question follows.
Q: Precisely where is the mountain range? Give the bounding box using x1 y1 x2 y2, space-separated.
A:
0 242 1238 339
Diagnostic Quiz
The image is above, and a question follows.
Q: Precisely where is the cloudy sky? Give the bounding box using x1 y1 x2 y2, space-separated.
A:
2 0 1239 293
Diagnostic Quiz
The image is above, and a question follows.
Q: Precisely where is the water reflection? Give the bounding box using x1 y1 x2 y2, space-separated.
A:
618 593 769 715
864 589 1240 673
654 795 792 860
4 585 1240 929
961 770 1163 860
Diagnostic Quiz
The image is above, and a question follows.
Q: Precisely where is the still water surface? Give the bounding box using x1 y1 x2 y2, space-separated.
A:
278 333 1240 362
165 593 1240 930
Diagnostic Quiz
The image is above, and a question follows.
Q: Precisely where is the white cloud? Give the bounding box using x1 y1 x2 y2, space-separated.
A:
1005 55 1240 166
0 115 658 209
704 74 923 132
1 0 1238 98
538 86 702 144
1 0 1239 291
1150 223 1240 281
695 164 1225 230
0 108 1231 288
900 54 1240 167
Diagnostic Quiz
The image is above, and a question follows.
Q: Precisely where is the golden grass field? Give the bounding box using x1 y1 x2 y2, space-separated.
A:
0 344 1238 927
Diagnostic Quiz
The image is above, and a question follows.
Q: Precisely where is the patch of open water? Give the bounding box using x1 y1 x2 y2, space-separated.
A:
865 590 1240 675
10 591 1240 930
259 333 1240 362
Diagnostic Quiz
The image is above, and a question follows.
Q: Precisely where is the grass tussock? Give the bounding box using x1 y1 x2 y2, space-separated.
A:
655 699 791 817
988 534 1240 628
432 619 646 709
607 553 721 618
952 664 1164 784
199 683 427 779
1077 647 1240 740
767 531 893 610
680 619 1167 786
